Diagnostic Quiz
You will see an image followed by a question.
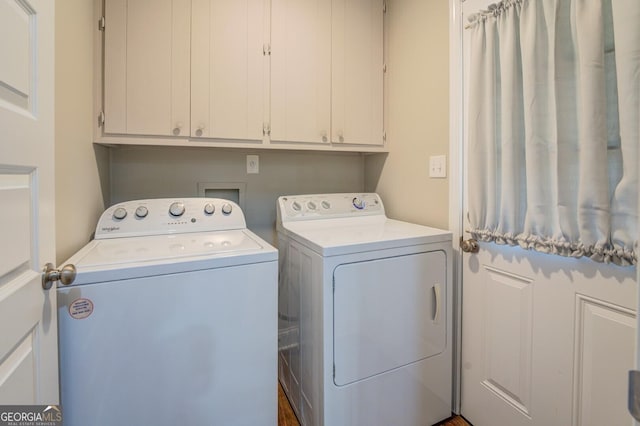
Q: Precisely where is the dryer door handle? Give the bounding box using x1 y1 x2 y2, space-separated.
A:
432 283 441 324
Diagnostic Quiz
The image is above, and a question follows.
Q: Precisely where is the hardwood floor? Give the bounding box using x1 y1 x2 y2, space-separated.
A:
436 415 472 426
277 383 471 426
278 383 300 426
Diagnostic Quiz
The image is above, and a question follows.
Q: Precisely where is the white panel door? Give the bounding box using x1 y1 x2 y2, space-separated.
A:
191 0 266 141
103 0 190 137
331 0 384 146
458 1 637 426
0 0 58 404
270 0 331 145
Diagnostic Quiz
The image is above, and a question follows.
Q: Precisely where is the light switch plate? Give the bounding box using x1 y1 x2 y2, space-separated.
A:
247 155 259 174
429 155 447 178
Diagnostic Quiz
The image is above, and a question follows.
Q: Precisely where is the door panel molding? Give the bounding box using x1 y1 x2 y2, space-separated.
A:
573 295 635 426
481 266 533 417
0 0 35 112
0 170 34 277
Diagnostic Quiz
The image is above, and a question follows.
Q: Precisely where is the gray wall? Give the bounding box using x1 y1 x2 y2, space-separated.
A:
110 146 365 244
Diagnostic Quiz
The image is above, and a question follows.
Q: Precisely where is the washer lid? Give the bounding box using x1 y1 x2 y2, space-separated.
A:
282 216 452 256
80 230 262 266
64 229 277 285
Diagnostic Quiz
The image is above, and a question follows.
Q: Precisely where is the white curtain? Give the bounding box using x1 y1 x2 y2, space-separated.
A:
467 0 640 266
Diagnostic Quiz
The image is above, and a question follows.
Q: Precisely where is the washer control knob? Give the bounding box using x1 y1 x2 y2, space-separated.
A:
135 206 148 218
307 201 317 210
352 197 366 210
292 201 302 211
169 202 185 217
221 203 233 215
321 200 331 210
204 203 215 215
113 207 127 220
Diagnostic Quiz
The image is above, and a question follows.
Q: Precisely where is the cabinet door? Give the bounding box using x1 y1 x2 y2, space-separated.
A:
270 0 331 144
191 0 266 141
104 0 190 137
332 0 384 146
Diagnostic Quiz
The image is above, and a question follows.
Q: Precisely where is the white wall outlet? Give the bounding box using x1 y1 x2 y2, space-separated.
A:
246 155 259 174
429 155 447 178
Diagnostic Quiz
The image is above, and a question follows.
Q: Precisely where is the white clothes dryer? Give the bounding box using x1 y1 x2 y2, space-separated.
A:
58 198 277 426
277 193 452 426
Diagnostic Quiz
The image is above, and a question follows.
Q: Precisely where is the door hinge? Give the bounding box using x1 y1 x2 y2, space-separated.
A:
629 370 640 421
98 111 105 127
263 43 271 56
98 16 105 31
383 1 387 13
383 63 387 73
263 123 271 136
383 131 387 142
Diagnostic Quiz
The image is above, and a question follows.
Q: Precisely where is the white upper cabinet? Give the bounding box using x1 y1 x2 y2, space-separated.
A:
191 0 266 141
332 0 384 146
270 0 331 145
104 0 190 137
99 0 386 152
270 0 384 147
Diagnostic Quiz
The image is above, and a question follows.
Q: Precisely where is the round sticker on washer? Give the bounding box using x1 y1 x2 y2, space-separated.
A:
69 298 94 319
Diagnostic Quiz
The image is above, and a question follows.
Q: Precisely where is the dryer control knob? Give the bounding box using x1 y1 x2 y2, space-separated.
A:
291 201 302 211
113 207 127 220
135 206 148 218
169 202 185 217
307 201 317 210
221 203 233 215
352 197 366 210
321 200 331 210
204 203 215 215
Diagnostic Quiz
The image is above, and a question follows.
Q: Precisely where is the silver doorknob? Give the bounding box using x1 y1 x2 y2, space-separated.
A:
42 263 76 290
460 238 480 253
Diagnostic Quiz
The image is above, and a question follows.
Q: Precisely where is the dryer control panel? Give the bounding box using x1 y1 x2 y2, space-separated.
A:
95 198 247 239
277 193 385 222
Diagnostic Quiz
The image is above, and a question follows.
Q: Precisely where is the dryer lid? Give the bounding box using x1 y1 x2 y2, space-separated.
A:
282 216 452 256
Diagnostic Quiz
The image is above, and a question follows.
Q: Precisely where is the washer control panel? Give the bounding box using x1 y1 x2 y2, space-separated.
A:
278 193 385 222
95 198 245 239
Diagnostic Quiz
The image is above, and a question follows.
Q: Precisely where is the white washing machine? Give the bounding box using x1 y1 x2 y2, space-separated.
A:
276 193 452 426
58 198 277 426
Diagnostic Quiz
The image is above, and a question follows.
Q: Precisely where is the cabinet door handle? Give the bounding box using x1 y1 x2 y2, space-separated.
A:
173 123 182 136
321 131 328 143
195 126 205 137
